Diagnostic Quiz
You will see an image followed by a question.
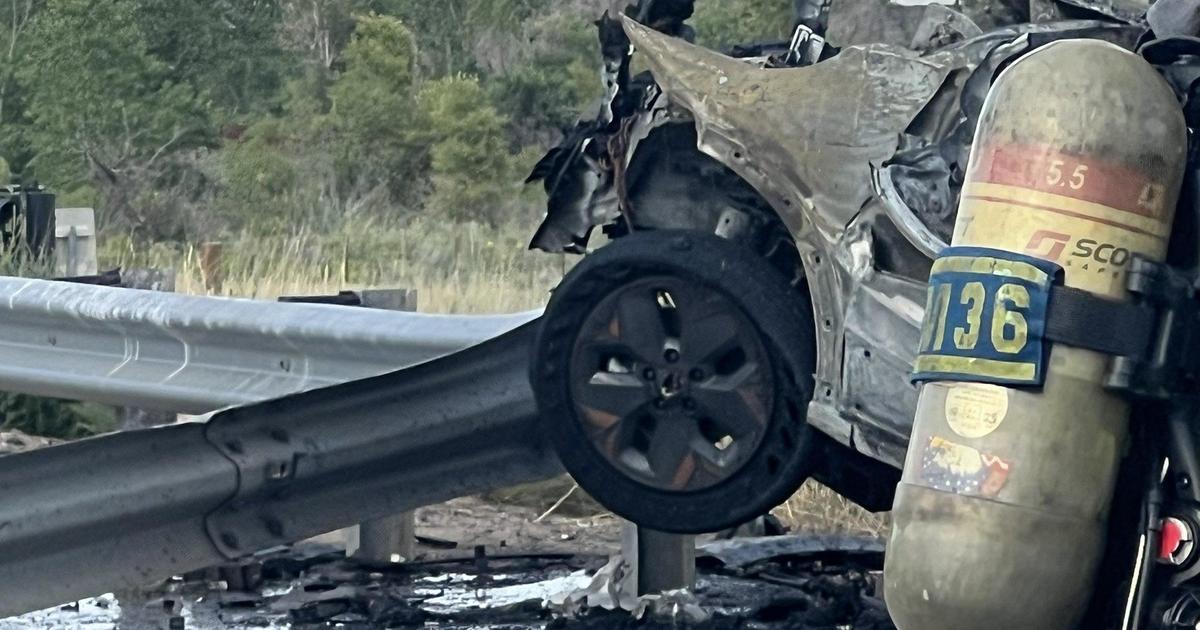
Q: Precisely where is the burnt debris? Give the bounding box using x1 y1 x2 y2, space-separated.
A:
526 0 1151 255
12 534 891 629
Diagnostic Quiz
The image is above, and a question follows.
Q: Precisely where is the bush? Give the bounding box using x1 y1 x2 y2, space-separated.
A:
418 75 522 225
0 395 117 440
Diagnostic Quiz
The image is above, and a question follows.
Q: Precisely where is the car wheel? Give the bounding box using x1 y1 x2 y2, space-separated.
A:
532 230 817 533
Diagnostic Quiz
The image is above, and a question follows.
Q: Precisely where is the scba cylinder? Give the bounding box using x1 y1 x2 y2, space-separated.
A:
885 40 1187 629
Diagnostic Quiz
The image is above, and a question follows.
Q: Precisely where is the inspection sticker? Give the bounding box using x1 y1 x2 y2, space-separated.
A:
944 384 1010 439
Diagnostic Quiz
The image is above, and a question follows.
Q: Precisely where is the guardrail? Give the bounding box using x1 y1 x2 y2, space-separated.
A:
0 322 559 616
0 276 540 413
0 274 702 616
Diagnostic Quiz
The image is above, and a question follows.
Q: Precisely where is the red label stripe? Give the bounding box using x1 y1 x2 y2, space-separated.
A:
969 143 1168 220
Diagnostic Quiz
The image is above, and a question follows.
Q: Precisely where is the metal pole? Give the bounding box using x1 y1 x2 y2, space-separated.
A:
346 289 419 564
622 522 696 595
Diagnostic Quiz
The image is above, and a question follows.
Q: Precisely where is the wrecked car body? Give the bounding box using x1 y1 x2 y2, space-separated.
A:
528 0 1148 498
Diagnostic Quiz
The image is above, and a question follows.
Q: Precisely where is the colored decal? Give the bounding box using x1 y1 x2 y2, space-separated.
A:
954 143 1173 302
920 436 1012 498
969 143 1167 221
944 384 1009 439
912 246 1061 387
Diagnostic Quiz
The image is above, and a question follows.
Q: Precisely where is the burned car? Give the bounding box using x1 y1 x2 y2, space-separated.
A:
525 0 1184 533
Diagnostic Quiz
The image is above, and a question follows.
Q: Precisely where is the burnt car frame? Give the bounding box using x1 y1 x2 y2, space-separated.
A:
526 0 1178 525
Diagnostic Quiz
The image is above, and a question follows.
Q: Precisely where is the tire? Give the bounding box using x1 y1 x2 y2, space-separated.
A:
532 230 817 533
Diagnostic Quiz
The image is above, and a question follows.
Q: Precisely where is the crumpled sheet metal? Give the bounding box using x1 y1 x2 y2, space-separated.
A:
1051 0 1150 22
0 276 540 413
1148 0 1200 37
698 534 886 570
623 16 952 238
826 0 983 51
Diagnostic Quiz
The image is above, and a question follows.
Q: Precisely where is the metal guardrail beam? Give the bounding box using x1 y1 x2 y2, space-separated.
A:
0 276 540 413
0 322 560 616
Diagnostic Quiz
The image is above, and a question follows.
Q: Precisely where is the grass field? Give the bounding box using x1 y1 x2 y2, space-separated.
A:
100 219 565 313
100 221 890 537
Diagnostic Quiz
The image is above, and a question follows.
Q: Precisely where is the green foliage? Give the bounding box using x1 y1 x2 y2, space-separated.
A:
13 0 217 240
378 0 475 75
0 0 40 177
465 0 556 30
0 157 8 184
380 0 557 75
0 0 809 243
330 14 426 200
418 75 519 225
134 0 289 118
0 395 116 440
340 13 418 86
0 0 622 240
215 119 301 229
19 0 211 182
487 11 599 143
693 0 795 51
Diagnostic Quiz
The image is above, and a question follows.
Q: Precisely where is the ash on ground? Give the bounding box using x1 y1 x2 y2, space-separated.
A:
2 494 891 630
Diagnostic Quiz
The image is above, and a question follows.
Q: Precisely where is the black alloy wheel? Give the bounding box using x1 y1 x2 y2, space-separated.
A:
532 230 817 533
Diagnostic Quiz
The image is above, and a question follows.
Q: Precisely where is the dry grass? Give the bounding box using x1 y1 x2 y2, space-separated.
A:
102 221 890 537
501 477 892 538
99 218 566 313
774 480 891 539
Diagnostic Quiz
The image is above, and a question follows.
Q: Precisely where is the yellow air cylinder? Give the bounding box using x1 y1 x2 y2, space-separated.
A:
884 39 1187 629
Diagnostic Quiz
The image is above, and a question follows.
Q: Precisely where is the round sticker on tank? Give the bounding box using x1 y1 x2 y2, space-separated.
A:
944 384 1010 439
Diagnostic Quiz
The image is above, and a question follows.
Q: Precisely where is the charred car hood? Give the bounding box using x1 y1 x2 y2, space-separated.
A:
621 16 950 240
527 2 1145 255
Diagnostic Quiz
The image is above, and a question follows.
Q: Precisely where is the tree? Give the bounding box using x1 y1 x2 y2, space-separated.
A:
212 12 427 231
329 13 425 206
0 0 39 177
418 74 519 225
382 0 556 76
486 9 599 147
215 118 301 230
281 0 372 70
135 0 290 119
0 0 619 240
18 0 214 239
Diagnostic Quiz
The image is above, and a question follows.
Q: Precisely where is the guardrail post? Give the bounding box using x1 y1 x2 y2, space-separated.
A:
344 289 417 563
53 208 98 278
622 522 695 595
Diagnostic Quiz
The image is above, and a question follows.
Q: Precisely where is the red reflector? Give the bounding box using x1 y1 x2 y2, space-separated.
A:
1160 517 1196 566
1161 519 1185 561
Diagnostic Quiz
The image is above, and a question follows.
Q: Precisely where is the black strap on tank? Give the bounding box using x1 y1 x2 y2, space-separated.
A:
1043 257 1200 399
1045 286 1155 358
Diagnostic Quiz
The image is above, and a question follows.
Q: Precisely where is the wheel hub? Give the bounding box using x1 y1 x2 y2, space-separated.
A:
568 276 774 492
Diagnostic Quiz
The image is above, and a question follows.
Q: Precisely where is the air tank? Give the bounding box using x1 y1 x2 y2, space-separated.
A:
885 39 1187 629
